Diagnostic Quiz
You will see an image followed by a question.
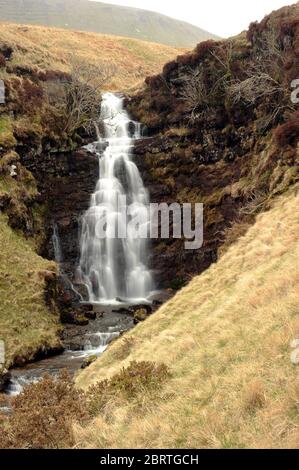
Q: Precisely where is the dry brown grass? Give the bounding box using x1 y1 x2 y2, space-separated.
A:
75 186 299 449
0 22 183 91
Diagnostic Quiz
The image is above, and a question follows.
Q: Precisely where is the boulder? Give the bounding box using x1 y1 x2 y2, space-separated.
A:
85 311 97 320
74 315 89 326
60 311 89 326
81 355 97 369
0 369 11 392
129 304 152 315
133 308 149 324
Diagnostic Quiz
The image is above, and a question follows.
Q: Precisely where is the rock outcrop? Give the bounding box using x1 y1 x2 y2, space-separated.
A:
127 4 299 288
22 148 98 278
0 369 11 392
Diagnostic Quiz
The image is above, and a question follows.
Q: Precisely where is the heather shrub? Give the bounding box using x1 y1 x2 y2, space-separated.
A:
273 111 299 147
86 361 170 417
0 361 170 448
145 74 166 90
6 77 44 115
162 60 178 77
0 53 5 68
37 69 70 82
0 371 87 449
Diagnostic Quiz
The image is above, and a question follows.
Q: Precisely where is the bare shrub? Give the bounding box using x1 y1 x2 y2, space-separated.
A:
178 65 210 120
178 41 234 122
210 40 234 79
45 57 116 135
240 189 269 216
227 27 294 130
228 73 283 106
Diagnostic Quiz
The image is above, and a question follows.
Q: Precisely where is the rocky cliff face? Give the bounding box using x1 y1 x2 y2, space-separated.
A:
127 4 299 289
22 149 98 278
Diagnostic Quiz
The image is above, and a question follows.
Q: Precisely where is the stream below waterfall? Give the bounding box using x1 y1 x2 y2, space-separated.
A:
0 92 156 407
4 306 134 398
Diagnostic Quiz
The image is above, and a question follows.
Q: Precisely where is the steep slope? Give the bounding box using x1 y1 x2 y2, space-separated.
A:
0 22 183 90
0 214 62 367
0 0 218 47
126 3 299 288
76 186 299 449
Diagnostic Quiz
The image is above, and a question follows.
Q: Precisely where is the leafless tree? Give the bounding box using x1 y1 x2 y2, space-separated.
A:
46 57 117 135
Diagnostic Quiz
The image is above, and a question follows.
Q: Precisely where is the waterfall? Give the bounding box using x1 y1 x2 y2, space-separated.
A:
52 224 62 264
77 92 153 304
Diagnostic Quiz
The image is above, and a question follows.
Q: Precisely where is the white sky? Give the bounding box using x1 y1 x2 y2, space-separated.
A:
91 0 296 37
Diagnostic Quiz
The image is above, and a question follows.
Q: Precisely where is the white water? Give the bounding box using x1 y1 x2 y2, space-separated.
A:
52 223 63 264
77 93 153 303
5 330 120 397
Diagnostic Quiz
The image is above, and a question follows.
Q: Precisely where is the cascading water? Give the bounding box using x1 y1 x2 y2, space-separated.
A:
52 223 62 265
77 93 153 303
0 94 152 401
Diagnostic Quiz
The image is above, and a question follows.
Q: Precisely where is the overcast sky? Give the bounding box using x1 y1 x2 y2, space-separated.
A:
91 0 296 37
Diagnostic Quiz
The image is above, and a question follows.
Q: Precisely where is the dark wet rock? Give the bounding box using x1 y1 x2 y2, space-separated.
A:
128 304 152 315
74 315 89 326
21 149 99 289
85 311 97 320
112 307 131 314
12 345 64 368
0 369 11 391
64 337 87 351
62 308 134 351
60 310 89 326
0 44 13 61
76 304 94 313
149 290 173 307
72 284 89 300
60 310 76 324
133 308 149 324
81 355 97 369
17 147 102 326
55 275 81 310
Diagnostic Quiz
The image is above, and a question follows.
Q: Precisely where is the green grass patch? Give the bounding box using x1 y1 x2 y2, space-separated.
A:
0 214 61 367
0 116 16 149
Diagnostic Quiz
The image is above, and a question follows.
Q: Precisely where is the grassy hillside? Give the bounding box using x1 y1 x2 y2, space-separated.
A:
0 214 61 367
76 186 299 448
0 22 182 90
0 0 218 47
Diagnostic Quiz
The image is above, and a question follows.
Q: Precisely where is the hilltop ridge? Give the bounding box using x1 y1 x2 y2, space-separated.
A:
0 0 218 47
